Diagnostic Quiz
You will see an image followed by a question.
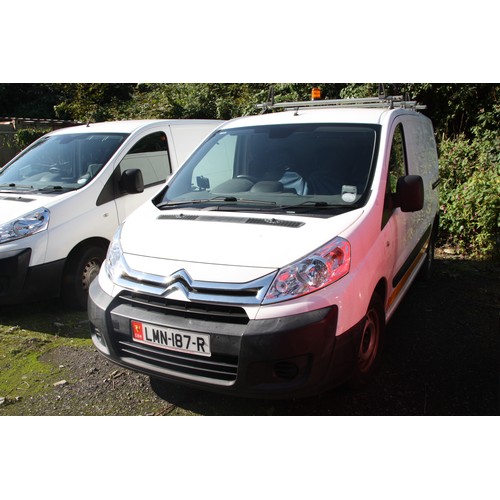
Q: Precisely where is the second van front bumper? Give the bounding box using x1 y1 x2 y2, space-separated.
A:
88 279 362 398
0 248 64 305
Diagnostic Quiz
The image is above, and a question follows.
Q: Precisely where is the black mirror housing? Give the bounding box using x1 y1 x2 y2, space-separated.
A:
120 169 144 194
394 175 424 212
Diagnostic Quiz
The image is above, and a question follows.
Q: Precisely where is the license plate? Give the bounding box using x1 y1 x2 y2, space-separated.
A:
131 320 211 357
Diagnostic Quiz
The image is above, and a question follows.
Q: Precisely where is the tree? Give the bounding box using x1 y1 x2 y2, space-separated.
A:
339 83 499 140
52 84 136 122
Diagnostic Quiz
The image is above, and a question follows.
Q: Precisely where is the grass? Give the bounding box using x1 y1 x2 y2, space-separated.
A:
0 300 90 402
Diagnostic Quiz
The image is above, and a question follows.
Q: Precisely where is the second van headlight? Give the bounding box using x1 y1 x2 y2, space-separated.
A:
104 226 126 283
0 208 50 244
264 236 351 304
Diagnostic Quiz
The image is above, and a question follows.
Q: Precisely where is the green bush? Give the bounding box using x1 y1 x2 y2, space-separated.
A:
438 134 499 259
14 128 48 150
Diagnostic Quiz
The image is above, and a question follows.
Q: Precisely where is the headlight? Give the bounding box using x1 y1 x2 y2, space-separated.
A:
264 236 351 304
0 208 50 244
104 226 126 283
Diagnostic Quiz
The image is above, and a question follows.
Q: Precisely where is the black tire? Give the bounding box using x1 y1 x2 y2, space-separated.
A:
350 293 385 387
62 244 107 310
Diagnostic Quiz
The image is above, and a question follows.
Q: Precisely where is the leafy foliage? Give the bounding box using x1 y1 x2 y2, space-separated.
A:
340 83 499 139
15 128 49 150
438 133 499 258
114 83 271 120
0 128 48 162
111 83 345 120
52 84 136 122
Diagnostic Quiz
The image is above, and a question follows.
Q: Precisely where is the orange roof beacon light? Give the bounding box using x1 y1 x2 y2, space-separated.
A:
311 87 321 100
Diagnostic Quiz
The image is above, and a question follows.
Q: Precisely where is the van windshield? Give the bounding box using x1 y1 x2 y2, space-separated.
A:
0 133 128 192
159 123 380 214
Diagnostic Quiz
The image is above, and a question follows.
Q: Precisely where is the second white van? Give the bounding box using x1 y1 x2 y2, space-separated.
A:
0 119 223 309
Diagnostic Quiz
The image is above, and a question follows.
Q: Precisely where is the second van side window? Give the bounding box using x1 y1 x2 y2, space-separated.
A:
382 123 408 227
119 131 171 187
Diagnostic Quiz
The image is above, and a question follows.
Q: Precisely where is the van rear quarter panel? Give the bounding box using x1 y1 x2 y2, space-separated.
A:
404 114 440 217
395 114 439 276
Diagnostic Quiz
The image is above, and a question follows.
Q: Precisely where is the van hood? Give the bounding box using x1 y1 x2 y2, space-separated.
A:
121 204 363 270
0 192 51 221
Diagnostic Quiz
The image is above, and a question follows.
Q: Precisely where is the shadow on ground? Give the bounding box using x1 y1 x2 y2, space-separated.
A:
0 299 89 339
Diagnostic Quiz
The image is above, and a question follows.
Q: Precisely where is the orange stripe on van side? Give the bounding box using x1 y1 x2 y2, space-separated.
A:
387 237 429 309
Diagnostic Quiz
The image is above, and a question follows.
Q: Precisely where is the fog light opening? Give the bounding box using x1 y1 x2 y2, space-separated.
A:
91 324 107 348
273 361 299 380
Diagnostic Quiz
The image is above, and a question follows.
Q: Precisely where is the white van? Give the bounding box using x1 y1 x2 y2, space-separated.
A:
0 119 223 309
88 95 440 398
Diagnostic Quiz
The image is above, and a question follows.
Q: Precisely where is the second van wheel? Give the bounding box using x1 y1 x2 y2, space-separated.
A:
351 293 385 387
62 244 107 310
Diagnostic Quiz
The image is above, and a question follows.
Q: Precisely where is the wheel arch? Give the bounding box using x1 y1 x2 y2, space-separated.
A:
64 237 110 270
61 237 110 309
373 278 388 319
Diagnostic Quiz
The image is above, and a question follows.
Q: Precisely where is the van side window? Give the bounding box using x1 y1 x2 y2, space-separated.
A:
119 131 171 188
382 124 408 227
388 124 407 192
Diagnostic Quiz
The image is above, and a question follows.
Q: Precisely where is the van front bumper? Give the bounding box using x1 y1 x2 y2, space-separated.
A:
0 248 64 305
88 279 363 399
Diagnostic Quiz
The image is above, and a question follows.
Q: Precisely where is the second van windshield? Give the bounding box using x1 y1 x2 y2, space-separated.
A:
0 133 128 191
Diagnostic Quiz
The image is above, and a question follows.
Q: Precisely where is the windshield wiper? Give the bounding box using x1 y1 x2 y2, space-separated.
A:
0 183 35 190
157 196 235 208
157 196 277 209
279 200 344 209
37 185 75 192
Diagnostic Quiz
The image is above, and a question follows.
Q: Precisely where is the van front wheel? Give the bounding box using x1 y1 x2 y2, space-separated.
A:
62 243 107 310
350 293 385 387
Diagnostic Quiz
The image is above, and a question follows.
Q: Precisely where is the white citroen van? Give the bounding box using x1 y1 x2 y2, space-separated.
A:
0 119 222 309
88 95 440 398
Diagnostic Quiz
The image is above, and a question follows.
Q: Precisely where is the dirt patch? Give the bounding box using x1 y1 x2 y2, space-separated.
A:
1 345 179 416
1 252 499 416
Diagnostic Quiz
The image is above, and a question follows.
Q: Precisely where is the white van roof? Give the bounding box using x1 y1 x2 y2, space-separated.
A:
47 119 222 136
226 108 394 128
222 106 424 130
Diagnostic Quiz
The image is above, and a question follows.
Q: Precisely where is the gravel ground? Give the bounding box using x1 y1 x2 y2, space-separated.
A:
1 251 499 416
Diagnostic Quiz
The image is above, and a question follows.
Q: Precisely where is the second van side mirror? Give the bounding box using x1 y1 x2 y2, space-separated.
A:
394 175 424 212
120 169 144 194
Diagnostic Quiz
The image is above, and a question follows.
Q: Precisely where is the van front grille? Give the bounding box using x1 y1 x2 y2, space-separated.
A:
118 291 249 325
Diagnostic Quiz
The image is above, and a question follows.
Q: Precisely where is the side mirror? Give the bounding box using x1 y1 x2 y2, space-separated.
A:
120 169 144 194
394 175 424 212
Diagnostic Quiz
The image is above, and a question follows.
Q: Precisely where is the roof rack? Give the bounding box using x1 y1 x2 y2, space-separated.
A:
256 95 426 113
